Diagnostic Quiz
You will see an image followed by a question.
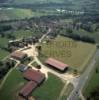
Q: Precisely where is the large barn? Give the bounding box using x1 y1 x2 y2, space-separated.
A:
23 69 45 84
45 58 69 72
19 81 37 98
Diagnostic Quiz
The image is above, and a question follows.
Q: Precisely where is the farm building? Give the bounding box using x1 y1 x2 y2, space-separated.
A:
19 81 37 98
11 51 27 61
45 58 69 72
18 64 29 72
23 69 45 84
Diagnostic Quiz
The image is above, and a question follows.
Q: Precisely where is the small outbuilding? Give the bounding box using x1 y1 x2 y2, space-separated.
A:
17 64 28 72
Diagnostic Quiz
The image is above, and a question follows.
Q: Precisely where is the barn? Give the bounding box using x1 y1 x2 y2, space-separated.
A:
23 69 45 84
45 58 69 72
19 81 37 98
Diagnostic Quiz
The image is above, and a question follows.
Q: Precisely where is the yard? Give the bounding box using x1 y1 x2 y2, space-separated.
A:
83 59 99 98
32 73 64 100
0 69 27 100
40 35 96 72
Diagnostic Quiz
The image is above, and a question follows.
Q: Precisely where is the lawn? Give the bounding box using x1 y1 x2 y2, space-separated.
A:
83 59 99 98
40 35 96 72
32 73 64 100
0 8 33 21
0 69 26 100
0 36 9 47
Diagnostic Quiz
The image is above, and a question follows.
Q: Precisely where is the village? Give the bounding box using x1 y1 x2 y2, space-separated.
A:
0 1 99 99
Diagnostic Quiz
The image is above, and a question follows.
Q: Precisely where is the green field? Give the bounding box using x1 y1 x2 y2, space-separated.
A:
33 73 64 100
0 8 33 21
0 8 60 21
6 0 99 11
40 35 96 72
83 59 99 98
7 0 66 4
0 69 26 100
0 49 9 60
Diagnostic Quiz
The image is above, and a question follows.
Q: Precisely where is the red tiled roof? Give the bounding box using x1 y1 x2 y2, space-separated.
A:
46 58 68 71
11 51 27 60
19 81 37 97
23 69 45 84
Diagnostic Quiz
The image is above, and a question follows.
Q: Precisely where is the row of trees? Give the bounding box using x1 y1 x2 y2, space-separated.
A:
61 32 95 44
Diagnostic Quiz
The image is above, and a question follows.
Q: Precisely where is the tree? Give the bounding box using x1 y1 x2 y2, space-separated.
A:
73 69 78 75
0 61 3 66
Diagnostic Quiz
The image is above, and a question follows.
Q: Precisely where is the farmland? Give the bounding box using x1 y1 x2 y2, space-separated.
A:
7 0 68 4
0 8 61 21
40 35 96 72
0 8 33 21
0 69 27 100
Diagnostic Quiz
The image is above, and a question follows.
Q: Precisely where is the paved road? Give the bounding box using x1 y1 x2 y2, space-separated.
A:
67 49 99 100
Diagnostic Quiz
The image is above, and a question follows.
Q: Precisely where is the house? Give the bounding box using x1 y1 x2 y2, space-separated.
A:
45 58 69 72
11 51 27 61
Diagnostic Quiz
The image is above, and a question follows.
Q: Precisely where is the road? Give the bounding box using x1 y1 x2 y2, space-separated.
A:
39 28 52 43
67 49 99 100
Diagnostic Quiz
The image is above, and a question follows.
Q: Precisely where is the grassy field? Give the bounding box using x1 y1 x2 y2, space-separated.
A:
40 35 96 72
0 49 9 60
0 69 27 100
7 0 66 4
83 59 99 98
0 8 61 21
33 73 64 100
0 8 33 21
